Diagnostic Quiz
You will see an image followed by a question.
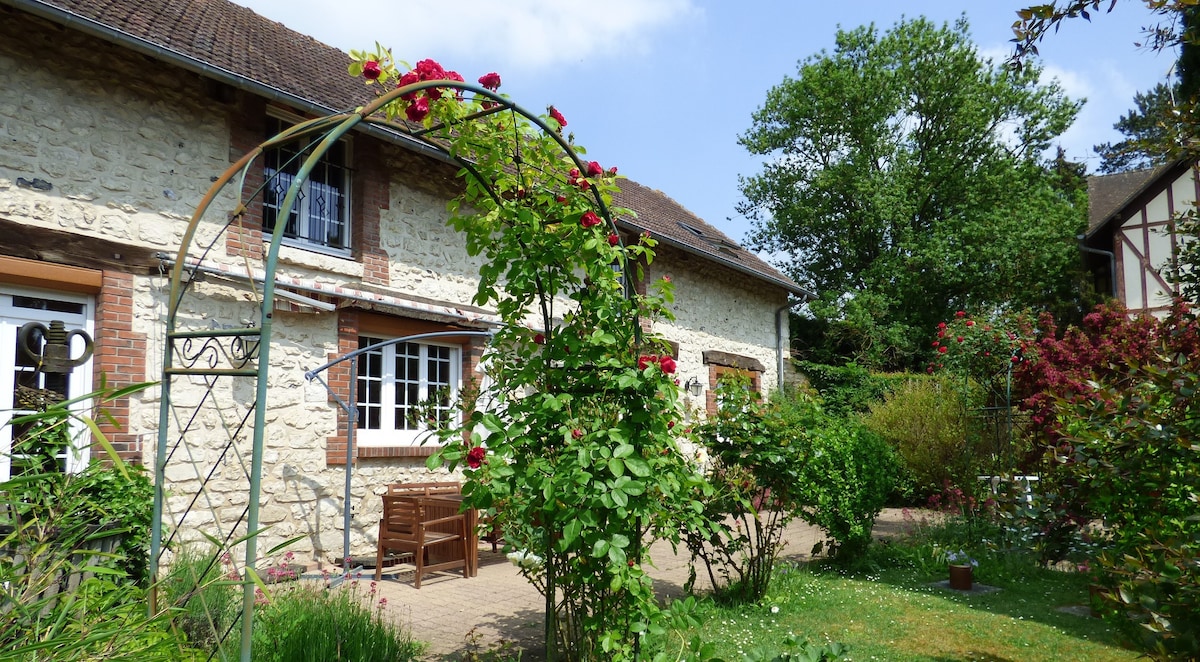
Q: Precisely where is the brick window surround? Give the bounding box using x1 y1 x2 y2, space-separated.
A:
326 309 486 465
703 350 764 416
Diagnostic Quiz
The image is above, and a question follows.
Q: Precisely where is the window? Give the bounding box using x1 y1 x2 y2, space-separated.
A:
263 115 351 253
356 337 460 446
0 286 94 480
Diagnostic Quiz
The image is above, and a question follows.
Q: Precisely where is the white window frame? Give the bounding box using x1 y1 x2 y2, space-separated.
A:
0 285 95 480
356 337 461 447
262 112 352 257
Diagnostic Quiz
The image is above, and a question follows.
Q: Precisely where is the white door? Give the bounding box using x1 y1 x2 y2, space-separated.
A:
0 285 95 480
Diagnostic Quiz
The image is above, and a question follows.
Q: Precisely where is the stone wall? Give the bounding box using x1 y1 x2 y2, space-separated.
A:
0 7 793 563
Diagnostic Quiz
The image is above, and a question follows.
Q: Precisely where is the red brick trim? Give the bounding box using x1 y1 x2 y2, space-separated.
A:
92 271 146 464
704 363 762 416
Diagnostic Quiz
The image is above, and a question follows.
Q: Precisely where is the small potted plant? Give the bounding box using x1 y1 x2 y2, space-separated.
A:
947 550 977 590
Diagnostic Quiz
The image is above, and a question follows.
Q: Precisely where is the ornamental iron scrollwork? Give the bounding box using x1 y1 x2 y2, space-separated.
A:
173 332 261 373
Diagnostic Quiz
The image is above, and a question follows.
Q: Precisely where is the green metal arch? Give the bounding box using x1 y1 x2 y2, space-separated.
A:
151 80 630 660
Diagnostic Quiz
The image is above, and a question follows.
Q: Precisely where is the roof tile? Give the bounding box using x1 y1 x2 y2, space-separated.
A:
24 0 804 294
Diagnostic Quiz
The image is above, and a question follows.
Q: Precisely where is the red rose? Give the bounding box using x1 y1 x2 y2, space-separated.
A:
938 346 948 354
955 311 966 318
549 105 567 127
608 166 618 176
586 161 603 177
397 70 420 100
667 420 675 429
478 72 502 90
533 333 545 345
932 341 940 347
607 233 619 246
405 97 430 122
937 330 945 338
965 320 975 327
659 356 677 374
957 336 964 343
556 195 567 203
466 446 486 469
938 322 947 329
637 355 658 370
580 211 601 228
577 179 590 191
415 59 445 80
571 429 583 440
362 60 382 80
568 168 581 180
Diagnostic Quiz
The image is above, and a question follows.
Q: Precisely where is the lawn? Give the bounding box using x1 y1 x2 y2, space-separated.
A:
667 560 1137 662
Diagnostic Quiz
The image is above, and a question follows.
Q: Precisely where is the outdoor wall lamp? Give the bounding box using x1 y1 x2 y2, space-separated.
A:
684 377 703 397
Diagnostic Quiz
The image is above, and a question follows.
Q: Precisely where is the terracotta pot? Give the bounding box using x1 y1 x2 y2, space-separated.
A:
948 563 974 591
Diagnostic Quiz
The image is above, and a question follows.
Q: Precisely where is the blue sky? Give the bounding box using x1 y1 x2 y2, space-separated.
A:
236 0 1175 245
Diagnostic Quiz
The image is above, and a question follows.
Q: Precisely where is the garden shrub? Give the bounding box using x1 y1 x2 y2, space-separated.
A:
692 379 898 584
797 415 898 560
793 360 901 416
689 379 821 603
1 388 183 660
1059 356 1200 660
250 581 423 662
862 375 971 500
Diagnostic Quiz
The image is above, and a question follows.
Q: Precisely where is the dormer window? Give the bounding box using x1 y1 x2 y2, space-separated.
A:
262 115 351 254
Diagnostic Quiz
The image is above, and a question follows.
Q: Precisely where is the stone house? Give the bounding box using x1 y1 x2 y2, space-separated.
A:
1084 160 1198 316
0 0 809 560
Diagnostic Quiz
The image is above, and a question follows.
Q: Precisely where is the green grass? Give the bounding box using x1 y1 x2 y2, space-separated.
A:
662 559 1137 662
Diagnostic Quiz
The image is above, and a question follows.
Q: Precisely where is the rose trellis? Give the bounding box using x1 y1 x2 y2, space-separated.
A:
152 48 710 662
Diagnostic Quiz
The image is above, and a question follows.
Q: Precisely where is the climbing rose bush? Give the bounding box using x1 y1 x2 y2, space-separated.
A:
346 50 711 661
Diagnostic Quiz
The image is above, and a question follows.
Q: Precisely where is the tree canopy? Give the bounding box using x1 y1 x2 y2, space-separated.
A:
738 17 1089 371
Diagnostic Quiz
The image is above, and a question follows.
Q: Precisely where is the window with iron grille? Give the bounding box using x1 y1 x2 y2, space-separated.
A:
263 115 351 254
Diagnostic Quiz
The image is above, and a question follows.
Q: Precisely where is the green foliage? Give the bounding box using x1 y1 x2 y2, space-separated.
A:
689 379 820 603
690 379 897 594
792 360 900 416
862 376 971 499
250 582 423 662
740 16 1085 371
68 462 153 584
347 54 711 660
1015 3 1200 174
797 416 898 560
1059 355 1200 659
1093 83 1179 174
0 383 182 660
157 544 241 654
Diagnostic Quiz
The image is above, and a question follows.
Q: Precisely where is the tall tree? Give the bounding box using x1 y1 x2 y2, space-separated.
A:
1017 1 1200 169
739 17 1087 371
1094 83 1178 173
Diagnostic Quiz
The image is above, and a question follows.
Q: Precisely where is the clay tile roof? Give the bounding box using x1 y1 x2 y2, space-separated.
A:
28 0 375 112
18 0 808 296
1086 162 1176 234
612 180 809 296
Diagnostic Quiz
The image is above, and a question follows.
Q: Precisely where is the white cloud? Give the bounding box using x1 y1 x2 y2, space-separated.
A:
238 0 699 72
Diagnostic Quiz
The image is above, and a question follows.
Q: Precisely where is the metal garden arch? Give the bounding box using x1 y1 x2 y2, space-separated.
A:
150 79 630 661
